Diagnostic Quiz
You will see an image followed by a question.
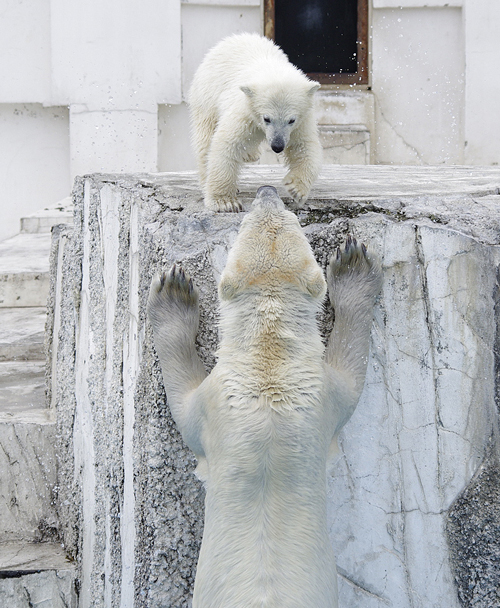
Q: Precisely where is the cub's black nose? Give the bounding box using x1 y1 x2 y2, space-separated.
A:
271 142 285 153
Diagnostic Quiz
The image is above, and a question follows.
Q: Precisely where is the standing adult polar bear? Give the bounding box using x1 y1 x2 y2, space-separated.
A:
189 33 322 212
147 186 382 607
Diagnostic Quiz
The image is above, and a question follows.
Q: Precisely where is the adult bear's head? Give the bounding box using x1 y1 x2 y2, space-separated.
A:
218 186 326 302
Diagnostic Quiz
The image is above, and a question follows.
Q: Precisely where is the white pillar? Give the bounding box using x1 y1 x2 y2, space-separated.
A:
464 0 500 164
50 0 182 177
69 106 159 178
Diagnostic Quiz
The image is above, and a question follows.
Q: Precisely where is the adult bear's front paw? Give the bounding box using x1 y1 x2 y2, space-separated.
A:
327 237 382 305
147 264 200 332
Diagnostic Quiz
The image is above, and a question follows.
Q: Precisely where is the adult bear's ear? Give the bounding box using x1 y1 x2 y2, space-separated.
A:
304 267 327 299
218 272 240 301
240 85 255 98
307 82 321 95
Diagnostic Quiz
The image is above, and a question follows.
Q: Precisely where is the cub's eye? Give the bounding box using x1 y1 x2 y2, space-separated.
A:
288 118 296 124
263 116 271 123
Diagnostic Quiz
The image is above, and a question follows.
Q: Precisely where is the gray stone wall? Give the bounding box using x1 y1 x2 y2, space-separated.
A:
48 166 500 607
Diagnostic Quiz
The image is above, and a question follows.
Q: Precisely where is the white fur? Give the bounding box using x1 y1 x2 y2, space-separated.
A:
189 34 322 212
147 186 382 608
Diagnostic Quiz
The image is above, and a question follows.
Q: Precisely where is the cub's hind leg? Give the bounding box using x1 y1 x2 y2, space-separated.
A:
324 237 382 428
147 265 207 440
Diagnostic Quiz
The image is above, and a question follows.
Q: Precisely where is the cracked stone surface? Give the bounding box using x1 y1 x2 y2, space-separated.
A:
0 569 77 608
0 421 58 544
327 218 499 607
48 166 500 608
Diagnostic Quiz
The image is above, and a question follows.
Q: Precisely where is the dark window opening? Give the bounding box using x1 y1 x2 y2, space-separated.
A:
264 0 368 85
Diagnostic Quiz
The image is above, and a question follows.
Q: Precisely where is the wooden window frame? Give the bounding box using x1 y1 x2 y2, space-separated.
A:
263 0 369 86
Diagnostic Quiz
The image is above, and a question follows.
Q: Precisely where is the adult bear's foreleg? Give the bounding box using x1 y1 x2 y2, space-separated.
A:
324 237 382 431
147 266 207 450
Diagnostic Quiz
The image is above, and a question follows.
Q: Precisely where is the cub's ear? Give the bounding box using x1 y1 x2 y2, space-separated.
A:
240 85 255 98
307 82 321 96
218 272 240 301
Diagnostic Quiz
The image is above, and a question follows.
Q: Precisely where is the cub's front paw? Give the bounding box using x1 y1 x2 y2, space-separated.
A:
205 195 242 213
147 265 199 332
327 237 382 303
283 173 310 206
242 150 261 163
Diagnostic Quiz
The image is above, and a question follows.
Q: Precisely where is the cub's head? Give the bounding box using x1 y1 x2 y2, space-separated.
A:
219 186 326 302
240 79 320 153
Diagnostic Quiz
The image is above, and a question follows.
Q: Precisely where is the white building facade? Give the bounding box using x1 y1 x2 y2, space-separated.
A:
1 0 499 242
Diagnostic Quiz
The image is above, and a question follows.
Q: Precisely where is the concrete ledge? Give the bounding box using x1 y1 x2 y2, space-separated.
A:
49 166 500 608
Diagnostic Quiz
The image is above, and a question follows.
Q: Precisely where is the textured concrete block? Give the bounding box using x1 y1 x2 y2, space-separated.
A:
48 166 500 607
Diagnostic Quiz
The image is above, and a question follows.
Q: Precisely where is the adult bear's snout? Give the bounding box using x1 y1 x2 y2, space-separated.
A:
253 185 284 210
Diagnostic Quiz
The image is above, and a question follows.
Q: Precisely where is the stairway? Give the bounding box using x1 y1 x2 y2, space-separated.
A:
0 198 77 607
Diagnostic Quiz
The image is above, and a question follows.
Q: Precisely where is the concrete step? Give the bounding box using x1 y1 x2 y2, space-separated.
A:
20 197 73 234
0 308 46 362
257 124 371 165
0 205 66 608
0 542 76 608
0 541 71 573
0 417 57 543
0 361 45 414
319 124 371 164
0 233 51 307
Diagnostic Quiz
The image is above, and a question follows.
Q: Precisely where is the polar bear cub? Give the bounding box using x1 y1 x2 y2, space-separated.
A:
147 186 382 608
189 34 322 212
